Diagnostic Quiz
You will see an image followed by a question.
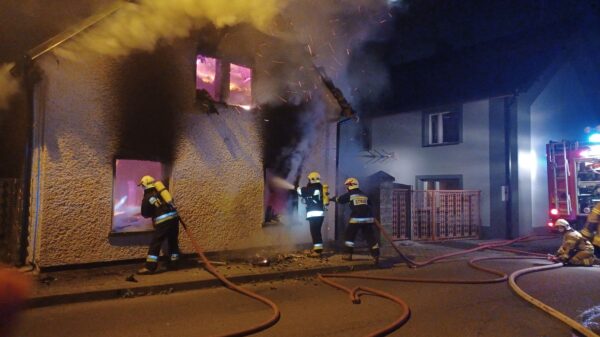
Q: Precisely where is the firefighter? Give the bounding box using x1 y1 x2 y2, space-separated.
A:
581 202 600 256
551 219 595 266
137 175 181 275
330 177 380 265
297 171 326 257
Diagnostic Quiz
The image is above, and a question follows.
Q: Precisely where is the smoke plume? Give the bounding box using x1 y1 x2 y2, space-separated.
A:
0 64 19 110
56 0 288 59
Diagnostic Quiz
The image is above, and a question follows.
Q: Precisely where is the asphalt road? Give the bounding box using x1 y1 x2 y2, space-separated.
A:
13 255 600 337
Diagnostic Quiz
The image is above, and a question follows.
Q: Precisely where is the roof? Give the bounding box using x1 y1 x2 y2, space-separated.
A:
364 20 581 115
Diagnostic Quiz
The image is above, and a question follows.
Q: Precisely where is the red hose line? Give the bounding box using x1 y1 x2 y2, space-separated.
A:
180 218 280 337
318 220 561 337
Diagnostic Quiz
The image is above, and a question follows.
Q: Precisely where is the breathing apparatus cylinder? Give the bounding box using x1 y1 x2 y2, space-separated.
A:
323 184 329 205
154 180 174 205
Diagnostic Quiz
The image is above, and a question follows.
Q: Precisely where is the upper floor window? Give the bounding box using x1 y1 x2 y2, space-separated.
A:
423 109 461 146
196 54 253 110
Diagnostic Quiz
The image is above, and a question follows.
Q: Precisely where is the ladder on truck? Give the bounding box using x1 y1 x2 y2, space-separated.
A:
548 141 572 216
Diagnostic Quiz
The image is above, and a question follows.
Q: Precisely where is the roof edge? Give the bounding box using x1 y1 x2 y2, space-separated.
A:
27 1 125 61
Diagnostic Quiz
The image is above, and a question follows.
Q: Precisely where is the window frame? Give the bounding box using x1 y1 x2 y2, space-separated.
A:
415 175 463 191
109 158 170 236
195 53 254 110
422 106 462 147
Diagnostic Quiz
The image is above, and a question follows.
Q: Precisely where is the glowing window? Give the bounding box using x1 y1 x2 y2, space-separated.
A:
227 63 252 109
112 159 164 233
196 55 220 100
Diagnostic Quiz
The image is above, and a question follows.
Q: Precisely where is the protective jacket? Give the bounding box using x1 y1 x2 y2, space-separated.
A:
556 230 594 264
141 187 178 225
334 188 374 223
581 203 600 246
297 183 325 219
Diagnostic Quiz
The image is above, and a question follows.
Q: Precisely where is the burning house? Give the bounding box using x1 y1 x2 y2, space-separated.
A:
6 2 351 268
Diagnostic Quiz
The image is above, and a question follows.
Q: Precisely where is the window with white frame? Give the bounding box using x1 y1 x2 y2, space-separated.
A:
423 110 461 146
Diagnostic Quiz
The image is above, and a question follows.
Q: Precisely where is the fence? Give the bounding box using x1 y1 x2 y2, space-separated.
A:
0 179 24 264
391 189 480 241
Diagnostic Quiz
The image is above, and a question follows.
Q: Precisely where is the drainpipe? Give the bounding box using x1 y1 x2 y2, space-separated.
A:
16 56 37 267
504 94 517 239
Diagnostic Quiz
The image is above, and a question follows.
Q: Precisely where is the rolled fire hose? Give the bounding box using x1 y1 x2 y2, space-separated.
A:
179 218 280 337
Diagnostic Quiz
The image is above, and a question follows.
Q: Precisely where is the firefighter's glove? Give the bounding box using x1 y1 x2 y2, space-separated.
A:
547 254 559 262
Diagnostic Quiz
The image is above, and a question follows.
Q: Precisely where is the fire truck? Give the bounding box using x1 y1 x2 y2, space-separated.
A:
547 139 600 229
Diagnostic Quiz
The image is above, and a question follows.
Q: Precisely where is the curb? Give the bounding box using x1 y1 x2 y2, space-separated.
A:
27 262 377 308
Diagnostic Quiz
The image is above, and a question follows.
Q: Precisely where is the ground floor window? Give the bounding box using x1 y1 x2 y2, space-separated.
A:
416 175 462 190
112 159 164 234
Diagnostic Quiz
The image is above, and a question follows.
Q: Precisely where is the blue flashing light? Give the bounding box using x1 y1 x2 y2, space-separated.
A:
590 133 600 143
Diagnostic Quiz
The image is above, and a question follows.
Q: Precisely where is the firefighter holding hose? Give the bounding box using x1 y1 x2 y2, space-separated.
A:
330 177 380 265
137 175 181 275
580 202 600 256
297 171 328 258
551 219 595 266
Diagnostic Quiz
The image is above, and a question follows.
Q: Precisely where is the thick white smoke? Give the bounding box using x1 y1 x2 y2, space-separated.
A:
56 0 288 59
0 63 19 110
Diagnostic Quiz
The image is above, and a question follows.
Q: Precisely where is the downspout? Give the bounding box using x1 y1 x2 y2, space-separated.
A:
17 55 37 267
316 65 359 242
504 94 517 239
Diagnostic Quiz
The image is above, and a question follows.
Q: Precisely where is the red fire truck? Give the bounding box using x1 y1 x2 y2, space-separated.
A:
547 140 600 229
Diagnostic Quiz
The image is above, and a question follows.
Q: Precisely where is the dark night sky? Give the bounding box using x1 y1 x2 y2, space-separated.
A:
0 0 111 63
1 0 598 65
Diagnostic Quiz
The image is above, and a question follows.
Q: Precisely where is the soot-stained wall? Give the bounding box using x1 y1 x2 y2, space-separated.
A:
29 36 338 267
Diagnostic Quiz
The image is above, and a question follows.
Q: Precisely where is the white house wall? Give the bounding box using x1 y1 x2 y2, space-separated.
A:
349 100 491 228
29 41 337 268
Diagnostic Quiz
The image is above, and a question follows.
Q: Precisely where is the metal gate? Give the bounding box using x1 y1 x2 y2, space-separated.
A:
392 189 480 241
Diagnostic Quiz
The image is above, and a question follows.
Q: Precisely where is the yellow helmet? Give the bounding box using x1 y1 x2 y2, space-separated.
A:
308 171 321 184
344 177 359 190
138 175 156 189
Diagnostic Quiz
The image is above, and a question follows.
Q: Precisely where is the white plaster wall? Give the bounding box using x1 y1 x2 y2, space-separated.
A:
31 44 338 267
361 100 491 227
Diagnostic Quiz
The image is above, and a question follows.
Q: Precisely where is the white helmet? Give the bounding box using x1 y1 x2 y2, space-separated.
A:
555 219 571 231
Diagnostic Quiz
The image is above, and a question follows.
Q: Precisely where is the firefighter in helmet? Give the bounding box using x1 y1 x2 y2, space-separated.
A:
580 202 600 256
551 219 595 266
297 171 327 257
137 175 181 275
330 177 380 265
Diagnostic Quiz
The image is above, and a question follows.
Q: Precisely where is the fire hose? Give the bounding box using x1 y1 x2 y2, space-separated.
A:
179 218 280 337
318 219 599 337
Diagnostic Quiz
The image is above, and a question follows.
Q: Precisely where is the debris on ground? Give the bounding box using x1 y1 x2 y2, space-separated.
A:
125 274 138 283
39 275 56 285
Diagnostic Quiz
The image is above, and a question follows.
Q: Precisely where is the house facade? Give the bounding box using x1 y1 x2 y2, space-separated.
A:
339 20 600 239
18 20 342 268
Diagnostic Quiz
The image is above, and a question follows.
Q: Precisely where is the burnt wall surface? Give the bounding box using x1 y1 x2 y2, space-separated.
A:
29 36 337 267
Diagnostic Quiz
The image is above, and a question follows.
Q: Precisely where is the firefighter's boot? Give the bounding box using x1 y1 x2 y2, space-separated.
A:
166 253 180 271
371 244 380 266
137 267 155 275
342 246 353 261
138 255 158 275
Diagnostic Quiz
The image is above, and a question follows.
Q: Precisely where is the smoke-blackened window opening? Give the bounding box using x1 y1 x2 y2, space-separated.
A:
195 54 253 111
263 168 300 227
111 159 169 235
